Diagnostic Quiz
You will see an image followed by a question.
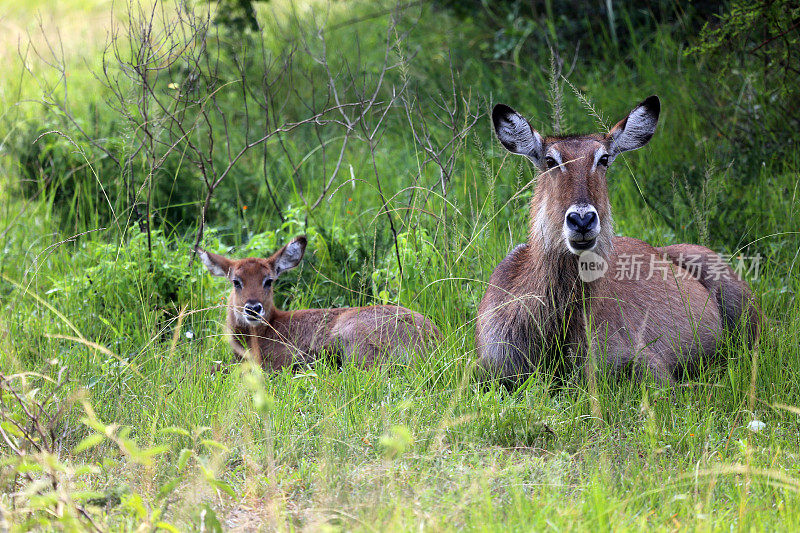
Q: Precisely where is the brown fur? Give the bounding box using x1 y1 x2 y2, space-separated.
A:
477 97 760 385
198 236 440 370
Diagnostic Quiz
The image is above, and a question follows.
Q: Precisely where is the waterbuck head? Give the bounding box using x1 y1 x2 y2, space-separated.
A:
197 235 307 326
492 96 660 257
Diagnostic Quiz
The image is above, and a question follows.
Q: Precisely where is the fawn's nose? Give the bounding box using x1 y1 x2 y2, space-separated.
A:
244 301 264 319
565 210 598 235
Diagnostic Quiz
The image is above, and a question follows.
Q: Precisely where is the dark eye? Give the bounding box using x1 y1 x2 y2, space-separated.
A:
263 277 273 288
544 156 558 169
598 154 610 167
232 279 242 289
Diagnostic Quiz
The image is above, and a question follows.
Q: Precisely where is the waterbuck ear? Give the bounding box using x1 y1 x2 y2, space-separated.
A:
273 235 307 276
492 104 545 165
196 248 232 278
607 95 660 155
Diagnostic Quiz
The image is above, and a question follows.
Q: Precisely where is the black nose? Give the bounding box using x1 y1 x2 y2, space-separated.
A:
244 301 263 318
566 211 598 234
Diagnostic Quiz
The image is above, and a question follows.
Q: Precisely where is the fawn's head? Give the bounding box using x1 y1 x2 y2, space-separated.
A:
492 95 660 256
197 235 307 326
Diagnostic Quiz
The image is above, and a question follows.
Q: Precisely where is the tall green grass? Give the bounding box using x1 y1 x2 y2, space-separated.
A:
1 0 799 530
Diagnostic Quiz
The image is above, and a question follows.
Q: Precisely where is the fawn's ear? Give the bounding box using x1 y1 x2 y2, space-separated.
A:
273 235 307 276
492 104 545 167
197 248 233 277
607 95 660 155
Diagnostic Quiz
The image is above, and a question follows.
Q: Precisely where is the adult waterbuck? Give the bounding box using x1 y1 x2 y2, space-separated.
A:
198 236 440 370
476 96 760 385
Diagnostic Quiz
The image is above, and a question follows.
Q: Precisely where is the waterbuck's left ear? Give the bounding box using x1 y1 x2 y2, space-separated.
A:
607 95 660 155
273 235 307 276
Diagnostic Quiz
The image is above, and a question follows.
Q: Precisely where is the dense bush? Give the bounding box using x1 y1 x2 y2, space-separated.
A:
687 0 800 155
433 0 724 60
212 0 270 32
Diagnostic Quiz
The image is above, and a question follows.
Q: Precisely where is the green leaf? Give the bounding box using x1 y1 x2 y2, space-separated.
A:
158 426 191 438
157 479 179 500
200 504 223 533
177 448 193 473
200 439 230 453
74 433 104 453
71 491 106 502
207 478 236 498
73 464 101 477
80 416 107 434
193 426 212 438
15 462 44 474
379 425 413 459
122 493 147 520
1 421 24 438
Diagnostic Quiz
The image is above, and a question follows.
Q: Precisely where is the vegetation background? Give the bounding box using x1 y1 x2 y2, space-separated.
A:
1 0 799 530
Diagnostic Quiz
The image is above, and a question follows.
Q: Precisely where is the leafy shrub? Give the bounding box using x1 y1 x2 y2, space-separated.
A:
8 119 123 226
44 228 212 345
687 0 800 156
371 228 442 307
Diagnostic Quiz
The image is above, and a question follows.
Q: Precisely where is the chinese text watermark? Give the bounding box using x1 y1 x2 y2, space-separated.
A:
578 251 761 284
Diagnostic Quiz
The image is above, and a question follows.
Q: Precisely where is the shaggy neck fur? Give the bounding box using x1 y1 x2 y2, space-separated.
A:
518 191 611 364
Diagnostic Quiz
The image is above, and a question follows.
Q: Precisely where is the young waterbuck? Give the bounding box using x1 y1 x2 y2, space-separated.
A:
477 96 760 385
198 236 440 370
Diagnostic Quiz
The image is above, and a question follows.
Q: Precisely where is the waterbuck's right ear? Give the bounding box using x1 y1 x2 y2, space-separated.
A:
273 235 307 276
196 248 232 278
492 104 545 165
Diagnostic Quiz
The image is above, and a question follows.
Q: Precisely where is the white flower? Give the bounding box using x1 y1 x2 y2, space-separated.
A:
747 420 766 432
185 331 194 339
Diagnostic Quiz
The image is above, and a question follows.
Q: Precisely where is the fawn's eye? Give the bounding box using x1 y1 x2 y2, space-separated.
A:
263 277 273 288
598 154 610 167
232 278 242 289
544 156 558 170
